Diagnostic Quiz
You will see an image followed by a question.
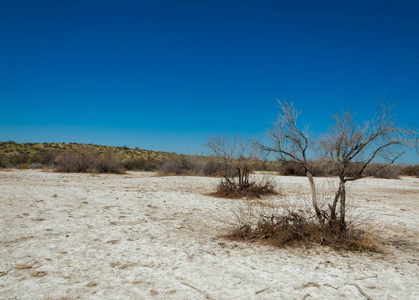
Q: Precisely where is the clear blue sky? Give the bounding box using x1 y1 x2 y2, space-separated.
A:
1 0 418 162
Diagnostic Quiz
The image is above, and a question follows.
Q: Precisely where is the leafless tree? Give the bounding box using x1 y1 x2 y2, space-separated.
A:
261 101 418 233
259 100 324 224
206 135 278 198
321 104 418 231
206 136 255 193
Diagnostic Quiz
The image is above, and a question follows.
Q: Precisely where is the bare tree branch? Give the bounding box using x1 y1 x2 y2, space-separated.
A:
259 99 324 224
322 104 418 230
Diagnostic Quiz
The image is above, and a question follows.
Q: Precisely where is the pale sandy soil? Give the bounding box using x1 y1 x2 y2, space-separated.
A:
0 170 418 299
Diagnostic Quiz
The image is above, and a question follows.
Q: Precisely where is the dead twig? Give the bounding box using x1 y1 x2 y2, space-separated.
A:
355 274 377 281
255 288 266 295
324 283 339 289
181 282 215 300
349 283 373 300
0 269 12 277
301 293 310 300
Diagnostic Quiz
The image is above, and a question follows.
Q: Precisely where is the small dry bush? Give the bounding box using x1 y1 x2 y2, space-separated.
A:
278 160 334 177
55 151 96 173
29 162 44 169
159 156 204 175
226 199 380 252
54 149 124 174
94 153 125 174
212 175 278 199
6 153 30 168
278 161 306 176
401 164 419 177
365 163 400 179
123 157 161 171
30 149 60 167
19 163 29 169
277 160 402 179
202 157 225 176
0 153 7 169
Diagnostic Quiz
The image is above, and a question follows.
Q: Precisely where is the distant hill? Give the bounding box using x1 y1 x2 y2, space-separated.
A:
0 141 176 169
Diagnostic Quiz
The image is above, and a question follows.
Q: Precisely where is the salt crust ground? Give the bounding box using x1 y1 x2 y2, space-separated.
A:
0 170 418 299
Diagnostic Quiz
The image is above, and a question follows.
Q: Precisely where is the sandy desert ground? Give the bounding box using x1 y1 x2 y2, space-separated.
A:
0 169 418 299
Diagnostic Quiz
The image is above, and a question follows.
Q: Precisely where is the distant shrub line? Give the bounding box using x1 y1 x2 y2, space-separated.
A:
0 141 418 177
277 160 417 179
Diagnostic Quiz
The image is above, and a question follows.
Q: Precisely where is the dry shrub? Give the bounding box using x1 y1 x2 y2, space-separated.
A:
400 165 419 177
278 160 334 177
30 149 59 167
212 175 278 199
0 153 7 168
364 163 400 179
277 160 403 179
123 157 145 170
94 153 125 174
202 157 225 176
7 153 30 167
309 160 335 177
159 156 204 175
226 199 381 252
29 162 44 169
247 159 275 172
55 151 96 173
19 163 29 169
54 149 124 174
123 157 160 171
278 161 306 176
373 166 400 179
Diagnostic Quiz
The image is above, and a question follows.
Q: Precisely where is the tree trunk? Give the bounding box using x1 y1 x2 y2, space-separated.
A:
244 166 249 186
339 182 347 231
328 177 347 232
328 178 346 231
330 182 341 222
307 170 323 224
